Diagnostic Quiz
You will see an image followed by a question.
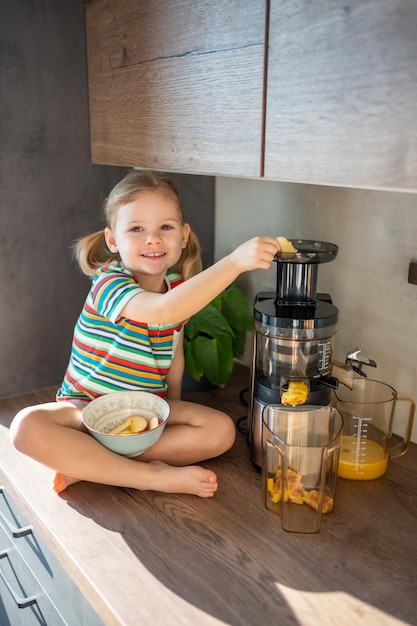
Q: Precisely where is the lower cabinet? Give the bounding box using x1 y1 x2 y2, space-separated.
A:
0 544 66 626
0 486 104 626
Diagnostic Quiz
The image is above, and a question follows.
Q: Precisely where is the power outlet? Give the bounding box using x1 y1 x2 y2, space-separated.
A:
408 262 417 285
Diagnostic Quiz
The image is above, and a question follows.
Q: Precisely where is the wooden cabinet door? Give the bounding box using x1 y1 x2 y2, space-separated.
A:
264 0 417 190
85 0 266 177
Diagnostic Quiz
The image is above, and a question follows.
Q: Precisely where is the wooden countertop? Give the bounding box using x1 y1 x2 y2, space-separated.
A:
1 364 416 626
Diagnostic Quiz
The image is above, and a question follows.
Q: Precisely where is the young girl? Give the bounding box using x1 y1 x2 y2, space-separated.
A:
10 170 280 498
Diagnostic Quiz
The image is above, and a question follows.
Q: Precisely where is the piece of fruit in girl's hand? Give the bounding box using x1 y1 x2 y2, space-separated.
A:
130 415 149 433
277 237 298 253
148 415 159 430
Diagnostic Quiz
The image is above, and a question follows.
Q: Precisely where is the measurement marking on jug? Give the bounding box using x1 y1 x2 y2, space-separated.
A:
353 416 371 474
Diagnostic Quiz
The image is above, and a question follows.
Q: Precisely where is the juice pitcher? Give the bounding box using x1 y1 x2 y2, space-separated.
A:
334 379 415 480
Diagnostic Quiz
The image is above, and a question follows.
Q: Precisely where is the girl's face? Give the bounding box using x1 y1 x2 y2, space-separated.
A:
104 189 190 288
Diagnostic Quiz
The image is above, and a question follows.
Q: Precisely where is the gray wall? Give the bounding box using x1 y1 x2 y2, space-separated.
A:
0 1 214 397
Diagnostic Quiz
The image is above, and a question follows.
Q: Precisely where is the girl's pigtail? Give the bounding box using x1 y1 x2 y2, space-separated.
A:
73 230 119 277
173 229 203 280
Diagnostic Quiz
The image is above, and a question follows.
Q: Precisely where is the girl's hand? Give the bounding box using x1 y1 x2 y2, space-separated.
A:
229 237 281 273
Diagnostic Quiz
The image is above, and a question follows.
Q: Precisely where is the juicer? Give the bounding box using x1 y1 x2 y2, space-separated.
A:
248 239 376 468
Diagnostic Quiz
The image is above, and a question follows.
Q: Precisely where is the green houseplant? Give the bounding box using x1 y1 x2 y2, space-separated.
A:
183 285 253 386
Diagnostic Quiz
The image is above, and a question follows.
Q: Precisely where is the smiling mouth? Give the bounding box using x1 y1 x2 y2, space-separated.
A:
142 252 166 258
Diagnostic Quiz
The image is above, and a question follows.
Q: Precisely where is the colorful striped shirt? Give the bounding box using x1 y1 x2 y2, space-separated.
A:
57 264 185 402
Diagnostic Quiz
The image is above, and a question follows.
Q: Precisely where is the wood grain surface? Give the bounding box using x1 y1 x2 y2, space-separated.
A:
1 365 416 625
85 0 265 177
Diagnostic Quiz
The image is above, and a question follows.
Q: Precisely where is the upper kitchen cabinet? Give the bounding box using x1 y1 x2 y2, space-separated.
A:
85 0 266 177
264 0 417 191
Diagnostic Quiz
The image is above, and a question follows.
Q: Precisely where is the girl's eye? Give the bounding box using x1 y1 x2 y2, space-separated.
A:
128 224 176 233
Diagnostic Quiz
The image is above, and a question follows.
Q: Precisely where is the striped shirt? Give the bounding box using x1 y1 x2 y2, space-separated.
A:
57 264 185 402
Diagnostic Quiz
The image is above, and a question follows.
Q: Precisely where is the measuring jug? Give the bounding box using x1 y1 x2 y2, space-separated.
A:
334 379 415 480
262 405 343 533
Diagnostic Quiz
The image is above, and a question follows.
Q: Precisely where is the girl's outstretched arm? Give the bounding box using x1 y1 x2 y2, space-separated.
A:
123 236 280 324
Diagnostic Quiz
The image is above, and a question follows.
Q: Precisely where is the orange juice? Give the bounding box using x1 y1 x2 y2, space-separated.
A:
338 435 388 480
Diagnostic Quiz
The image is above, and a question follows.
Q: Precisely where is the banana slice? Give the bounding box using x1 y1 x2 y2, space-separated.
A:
108 417 132 435
277 237 298 254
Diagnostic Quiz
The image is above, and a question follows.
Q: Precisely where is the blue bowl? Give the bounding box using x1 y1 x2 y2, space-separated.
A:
82 391 170 457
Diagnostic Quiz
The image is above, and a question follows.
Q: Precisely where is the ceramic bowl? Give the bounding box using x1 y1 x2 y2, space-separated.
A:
82 391 170 457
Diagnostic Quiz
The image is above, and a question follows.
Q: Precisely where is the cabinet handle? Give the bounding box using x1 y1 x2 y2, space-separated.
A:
0 486 33 538
0 550 38 608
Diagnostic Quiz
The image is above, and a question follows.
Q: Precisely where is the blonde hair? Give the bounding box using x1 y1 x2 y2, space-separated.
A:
74 170 202 280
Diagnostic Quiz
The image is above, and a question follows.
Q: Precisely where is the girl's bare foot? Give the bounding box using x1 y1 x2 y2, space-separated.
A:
52 472 81 494
148 461 218 497
52 462 217 498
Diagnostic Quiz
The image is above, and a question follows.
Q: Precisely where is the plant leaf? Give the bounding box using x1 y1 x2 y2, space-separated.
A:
183 338 203 381
183 285 253 385
191 334 234 385
231 328 248 360
222 287 252 332
184 303 233 340
210 292 223 312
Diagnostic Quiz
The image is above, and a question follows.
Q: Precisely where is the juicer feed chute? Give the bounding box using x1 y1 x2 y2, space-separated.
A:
248 240 340 468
